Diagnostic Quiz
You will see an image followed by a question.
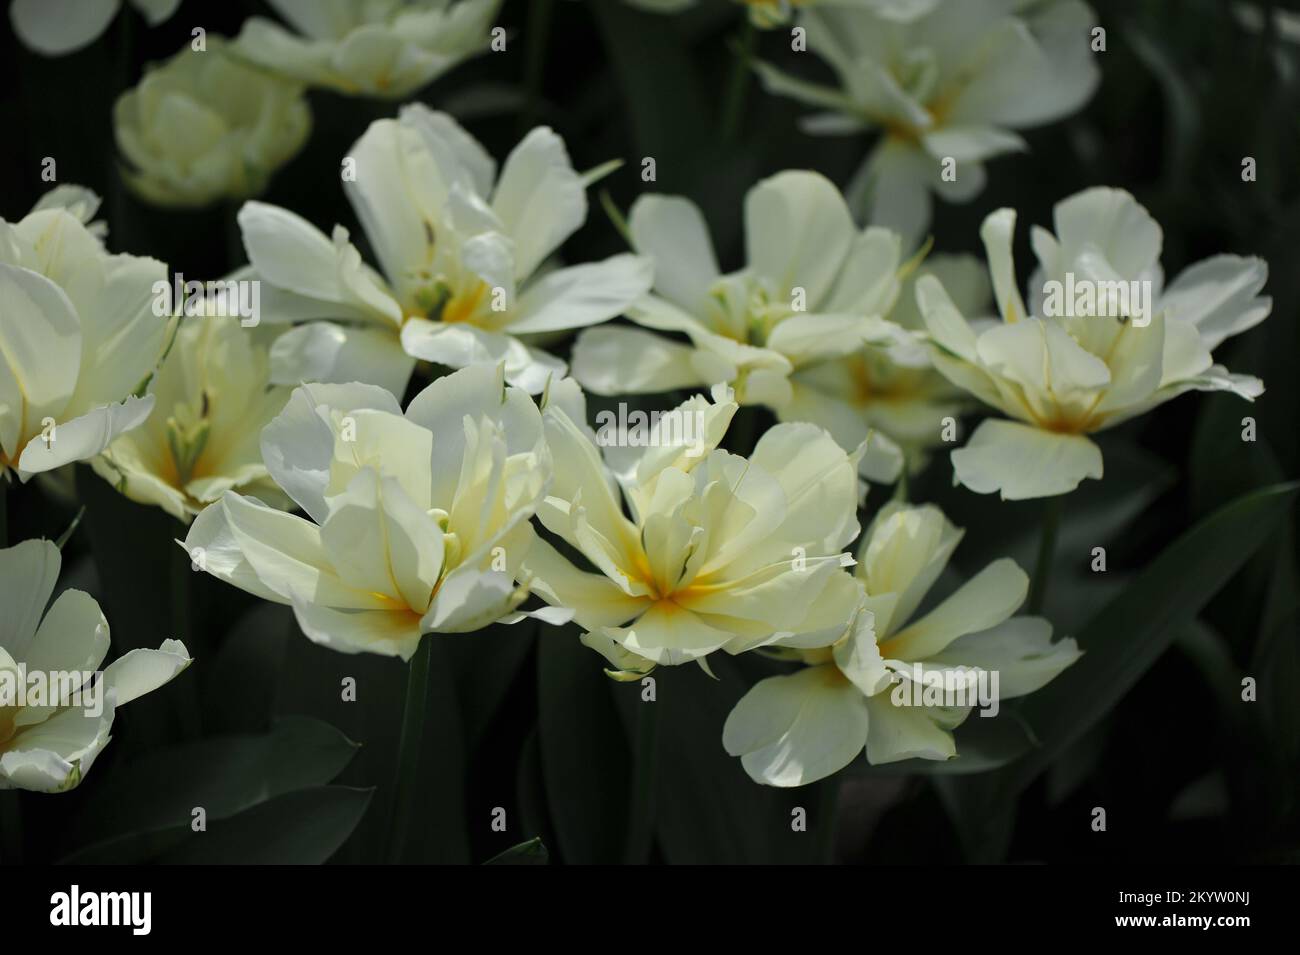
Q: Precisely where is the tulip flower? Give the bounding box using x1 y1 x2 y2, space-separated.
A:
571 170 906 478
782 254 988 471
233 0 501 99
520 384 882 671
755 0 1099 247
724 502 1079 785
0 539 191 793
183 364 562 659
93 313 292 522
114 37 311 208
917 188 1270 500
239 104 651 399
0 189 166 481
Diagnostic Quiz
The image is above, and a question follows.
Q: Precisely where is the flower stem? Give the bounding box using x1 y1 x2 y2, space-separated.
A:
386 636 433 864
1028 495 1064 615
623 696 659 864
720 17 758 142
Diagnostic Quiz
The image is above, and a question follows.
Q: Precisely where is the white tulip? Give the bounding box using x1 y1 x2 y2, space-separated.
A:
183 364 563 660
9 0 180 57
917 188 1270 500
114 38 312 208
239 104 651 399
724 502 1079 785
571 170 907 479
233 0 502 98
756 0 1100 247
93 313 292 522
0 189 166 481
520 383 875 670
0 539 191 793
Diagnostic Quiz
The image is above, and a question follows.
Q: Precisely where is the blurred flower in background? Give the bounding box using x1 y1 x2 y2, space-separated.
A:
757 0 1100 247
917 187 1270 500
0 539 191 793
114 37 312 208
0 188 166 480
93 312 292 522
8 0 180 56
232 0 502 98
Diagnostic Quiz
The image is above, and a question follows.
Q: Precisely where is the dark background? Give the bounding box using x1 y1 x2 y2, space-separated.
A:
1 0 1298 864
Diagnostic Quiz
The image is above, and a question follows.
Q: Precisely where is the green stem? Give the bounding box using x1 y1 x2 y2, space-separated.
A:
520 0 555 132
1028 495 1064 615
623 696 659 864
817 777 840 863
720 17 758 143
386 636 433 864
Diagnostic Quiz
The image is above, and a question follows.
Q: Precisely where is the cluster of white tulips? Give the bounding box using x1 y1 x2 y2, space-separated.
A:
0 0 1272 802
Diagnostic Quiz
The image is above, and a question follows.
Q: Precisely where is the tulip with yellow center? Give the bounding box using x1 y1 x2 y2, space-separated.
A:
239 104 650 399
0 188 166 481
916 188 1270 500
182 364 564 659
755 0 1099 247
92 312 292 522
571 170 907 480
0 539 191 793
520 384 893 672
723 502 1079 785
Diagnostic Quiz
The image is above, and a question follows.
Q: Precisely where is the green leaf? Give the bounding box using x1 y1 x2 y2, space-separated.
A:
154 786 374 864
937 481 1298 861
62 716 360 863
484 836 549 865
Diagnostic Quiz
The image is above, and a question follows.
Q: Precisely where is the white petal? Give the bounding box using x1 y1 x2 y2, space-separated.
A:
9 0 119 56
883 557 1028 661
0 539 62 662
269 321 414 399
628 194 720 313
491 127 586 279
102 639 192 706
951 418 1104 500
745 171 855 305
510 254 652 334
724 665 870 787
